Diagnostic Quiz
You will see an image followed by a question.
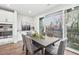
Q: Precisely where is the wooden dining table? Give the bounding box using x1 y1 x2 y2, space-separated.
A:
31 36 61 54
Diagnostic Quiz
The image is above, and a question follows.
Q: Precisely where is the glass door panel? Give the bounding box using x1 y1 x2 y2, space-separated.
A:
65 7 79 51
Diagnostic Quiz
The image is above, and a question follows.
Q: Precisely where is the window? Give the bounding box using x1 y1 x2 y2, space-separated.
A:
43 11 63 38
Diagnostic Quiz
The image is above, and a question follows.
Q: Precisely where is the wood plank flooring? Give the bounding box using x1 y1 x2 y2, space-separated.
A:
0 41 78 55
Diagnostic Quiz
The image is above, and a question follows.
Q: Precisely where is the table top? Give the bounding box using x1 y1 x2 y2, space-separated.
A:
32 36 60 47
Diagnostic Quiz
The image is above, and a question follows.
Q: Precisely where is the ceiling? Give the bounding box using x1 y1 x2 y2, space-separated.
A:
0 4 57 17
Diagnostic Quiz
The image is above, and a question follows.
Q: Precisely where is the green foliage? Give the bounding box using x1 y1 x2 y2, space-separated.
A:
68 42 79 51
32 33 44 39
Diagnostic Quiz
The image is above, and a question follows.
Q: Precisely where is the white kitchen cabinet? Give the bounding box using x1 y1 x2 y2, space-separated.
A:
0 9 17 45
0 11 6 22
0 9 14 24
5 11 14 24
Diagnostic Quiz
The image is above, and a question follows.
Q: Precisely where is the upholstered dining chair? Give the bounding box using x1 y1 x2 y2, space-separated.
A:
27 32 32 37
26 36 43 55
46 39 67 55
22 35 43 55
22 34 28 54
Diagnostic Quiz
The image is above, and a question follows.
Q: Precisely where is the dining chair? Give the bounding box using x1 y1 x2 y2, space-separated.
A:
24 35 43 55
27 32 32 37
46 39 67 55
22 34 28 54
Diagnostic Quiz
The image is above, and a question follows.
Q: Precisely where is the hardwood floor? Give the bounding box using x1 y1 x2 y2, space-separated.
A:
0 41 78 55
0 41 25 55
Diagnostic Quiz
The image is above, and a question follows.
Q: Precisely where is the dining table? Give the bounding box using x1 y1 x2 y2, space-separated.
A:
31 36 61 54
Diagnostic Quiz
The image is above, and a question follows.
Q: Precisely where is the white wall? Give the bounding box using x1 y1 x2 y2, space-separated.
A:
33 4 79 33
13 11 18 43
33 16 39 33
17 14 34 41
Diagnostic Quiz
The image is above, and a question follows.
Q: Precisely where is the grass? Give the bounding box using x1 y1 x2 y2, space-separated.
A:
68 41 79 51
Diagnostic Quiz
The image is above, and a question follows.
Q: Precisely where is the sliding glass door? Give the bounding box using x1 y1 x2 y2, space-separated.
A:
65 6 79 51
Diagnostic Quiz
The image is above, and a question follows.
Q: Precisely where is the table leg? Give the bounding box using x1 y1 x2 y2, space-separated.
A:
42 48 46 55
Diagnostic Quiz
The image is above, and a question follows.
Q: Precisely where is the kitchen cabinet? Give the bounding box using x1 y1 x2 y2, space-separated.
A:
0 9 16 45
0 9 14 24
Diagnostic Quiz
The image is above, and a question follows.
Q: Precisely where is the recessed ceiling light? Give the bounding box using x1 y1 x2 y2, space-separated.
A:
28 10 32 14
47 4 51 6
